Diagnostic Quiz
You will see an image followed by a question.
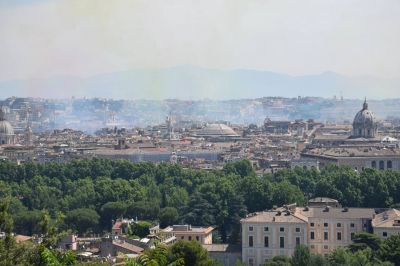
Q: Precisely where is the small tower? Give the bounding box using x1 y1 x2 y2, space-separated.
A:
25 108 33 146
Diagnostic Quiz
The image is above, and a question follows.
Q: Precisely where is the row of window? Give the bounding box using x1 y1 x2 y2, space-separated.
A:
249 226 301 233
249 222 357 232
248 236 301 248
310 222 356 228
310 231 343 241
180 236 200 241
371 160 392 170
310 245 330 250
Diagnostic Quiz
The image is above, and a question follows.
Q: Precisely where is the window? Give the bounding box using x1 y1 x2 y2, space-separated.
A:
337 223 341 228
310 223 315 227
296 237 301 246
188 236 192 241
379 161 385 170
249 258 254 266
296 227 301 233
264 236 269 247
324 245 328 250
388 161 393 169
181 236 184 240
350 223 355 228
310 231 315 240
280 237 285 248
264 226 269 232
249 236 253 247
337 232 342 241
372 161 377 168
311 245 315 249
324 232 328 240
351 233 355 240
249 226 253 232
196 236 199 241
383 232 388 237
280 227 284 232
324 223 328 227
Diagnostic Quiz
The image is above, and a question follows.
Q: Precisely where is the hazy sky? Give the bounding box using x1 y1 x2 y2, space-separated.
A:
0 0 399 81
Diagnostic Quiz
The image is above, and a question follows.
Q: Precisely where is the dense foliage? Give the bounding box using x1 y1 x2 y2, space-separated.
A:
125 241 219 266
1 159 400 244
264 236 400 266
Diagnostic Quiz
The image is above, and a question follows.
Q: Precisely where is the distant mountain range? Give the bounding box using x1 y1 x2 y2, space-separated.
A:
1 66 399 100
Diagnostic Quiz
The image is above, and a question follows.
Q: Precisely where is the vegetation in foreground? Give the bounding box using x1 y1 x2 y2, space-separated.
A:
0 158 400 264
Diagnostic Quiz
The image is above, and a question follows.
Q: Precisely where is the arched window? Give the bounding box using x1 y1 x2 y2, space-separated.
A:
387 161 393 169
359 129 362 135
379 161 385 170
371 161 376 168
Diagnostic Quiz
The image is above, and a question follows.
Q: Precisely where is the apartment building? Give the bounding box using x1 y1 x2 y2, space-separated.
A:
163 225 214 245
241 199 400 266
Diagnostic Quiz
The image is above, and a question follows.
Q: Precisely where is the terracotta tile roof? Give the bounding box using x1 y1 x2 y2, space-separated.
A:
372 209 400 228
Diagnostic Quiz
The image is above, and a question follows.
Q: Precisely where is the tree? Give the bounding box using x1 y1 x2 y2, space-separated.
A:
169 240 217 266
328 248 352 266
263 256 291 266
65 208 100 234
13 210 42 236
130 221 152 238
291 245 311 266
349 232 382 252
100 201 127 228
224 160 254 177
379 235 400 266
159 207 179 228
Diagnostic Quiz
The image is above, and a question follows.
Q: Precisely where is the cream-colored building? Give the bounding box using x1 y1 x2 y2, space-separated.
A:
296 206 374 255
241 200 400 266
372 209 400 239
241 207 307 266
163 225 214 245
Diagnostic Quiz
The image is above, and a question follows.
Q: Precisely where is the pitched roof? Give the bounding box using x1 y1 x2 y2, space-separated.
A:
372 209 400 228
296 207 375 219
241 210 307 224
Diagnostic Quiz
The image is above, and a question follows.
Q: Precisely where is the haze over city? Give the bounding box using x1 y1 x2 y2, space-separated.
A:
3 1 400 266
0 0 399 99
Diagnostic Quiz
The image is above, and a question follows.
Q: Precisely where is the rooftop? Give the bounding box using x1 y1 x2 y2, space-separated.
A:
303 146 400 158
372 209 400 228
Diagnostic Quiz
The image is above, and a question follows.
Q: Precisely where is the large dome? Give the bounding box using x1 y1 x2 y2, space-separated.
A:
0 120 14 135
0 109 15 145
352 100 377 138
353 108 375 128
195 123 239 138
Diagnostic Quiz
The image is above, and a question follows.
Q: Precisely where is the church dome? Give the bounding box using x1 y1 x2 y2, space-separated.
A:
352 99 377 138
353 102 375 127
0 121 14 135
195 123 239 137
0 110 14 135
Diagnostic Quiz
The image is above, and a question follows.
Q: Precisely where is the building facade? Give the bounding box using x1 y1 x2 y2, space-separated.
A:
241 201 400 266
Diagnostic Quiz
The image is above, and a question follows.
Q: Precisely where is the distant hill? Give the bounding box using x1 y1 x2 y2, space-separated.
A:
0 66 399 100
